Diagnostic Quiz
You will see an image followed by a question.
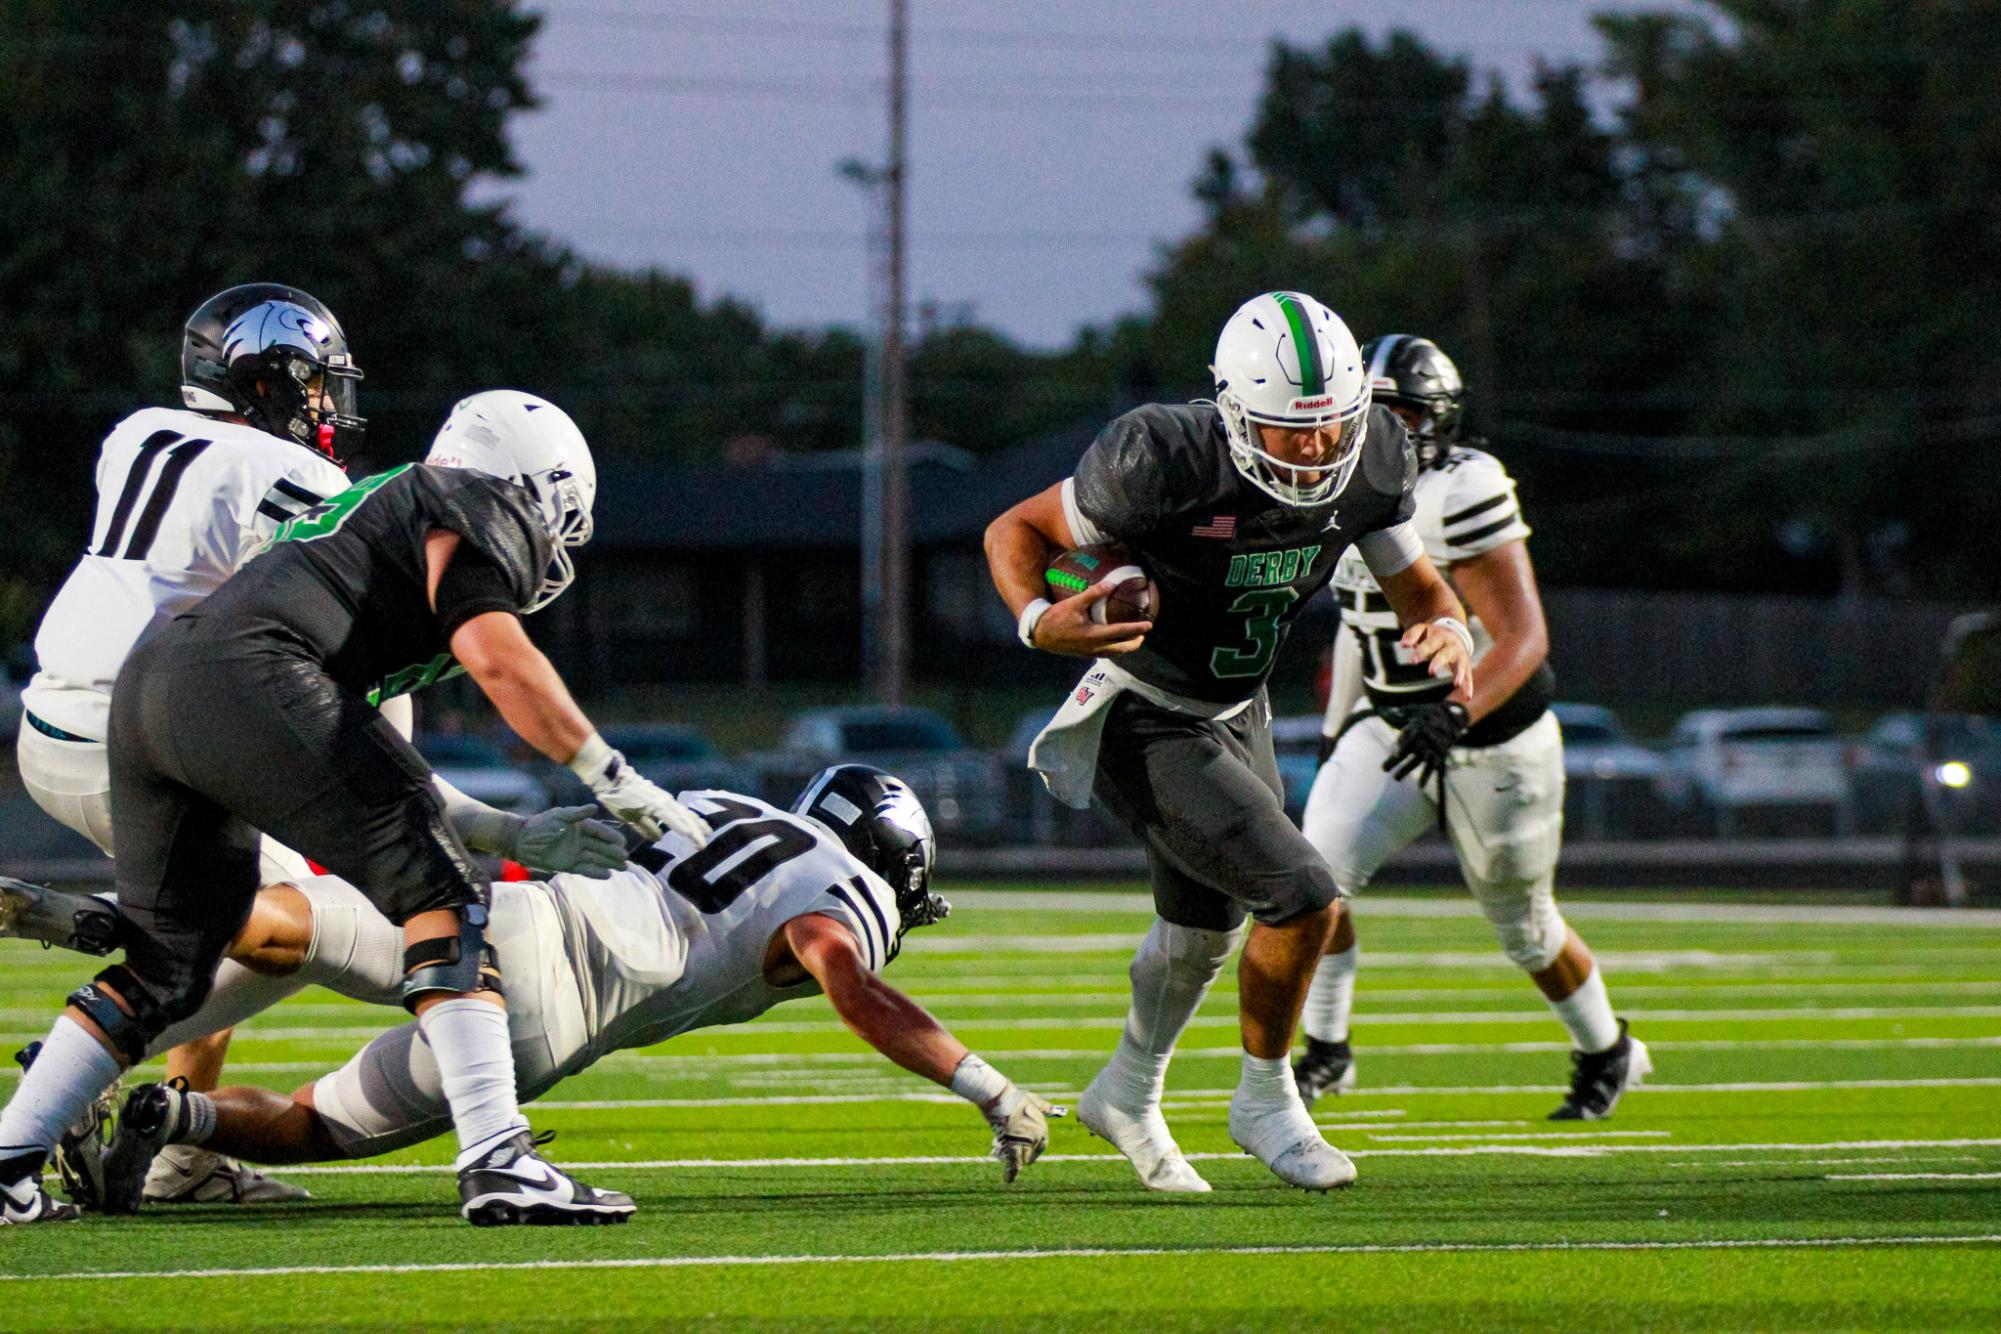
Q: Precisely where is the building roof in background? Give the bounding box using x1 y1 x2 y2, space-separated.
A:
592 425 1098 551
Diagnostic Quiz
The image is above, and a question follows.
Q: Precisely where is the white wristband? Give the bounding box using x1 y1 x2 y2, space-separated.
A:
1431 616 1475 658
568 731 614 783
1016 598 1053 649
949 1053 1010 1109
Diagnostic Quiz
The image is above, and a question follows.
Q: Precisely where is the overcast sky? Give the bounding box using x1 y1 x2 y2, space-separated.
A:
498 0 1707 348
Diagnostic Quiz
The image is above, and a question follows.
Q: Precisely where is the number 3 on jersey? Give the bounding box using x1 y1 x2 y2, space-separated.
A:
1211 588 1298 679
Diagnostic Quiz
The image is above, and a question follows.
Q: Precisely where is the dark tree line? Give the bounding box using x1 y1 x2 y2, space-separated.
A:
2 0 1995 647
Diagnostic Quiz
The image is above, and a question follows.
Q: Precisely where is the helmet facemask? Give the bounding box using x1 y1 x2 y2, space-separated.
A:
1213 389 1368 507
522 466 595 613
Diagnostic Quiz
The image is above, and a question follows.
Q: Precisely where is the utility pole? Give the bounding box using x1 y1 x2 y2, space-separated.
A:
878 0 911 706
841 0 911 706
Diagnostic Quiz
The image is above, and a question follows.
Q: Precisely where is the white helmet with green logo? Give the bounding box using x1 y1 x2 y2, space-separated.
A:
1207 291 1371 506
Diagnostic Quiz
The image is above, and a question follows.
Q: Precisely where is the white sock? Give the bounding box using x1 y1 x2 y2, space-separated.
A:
1236 1053 1301 1110
417 998 528 1168
1102 919 1235 1106
0 1015 122 1162
297 877 406 1006
1549 967 1621 1053
1302 945 1358 1044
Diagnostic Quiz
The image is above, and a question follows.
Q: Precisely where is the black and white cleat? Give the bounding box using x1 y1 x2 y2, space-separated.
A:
1549 1019 1652 1121
0 876 122 955
458 1131 635 1227
0 1150 79 1225
1292 1038 1356 1107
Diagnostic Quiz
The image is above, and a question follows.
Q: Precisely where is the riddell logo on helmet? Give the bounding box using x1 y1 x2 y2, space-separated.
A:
1290 395 1335 411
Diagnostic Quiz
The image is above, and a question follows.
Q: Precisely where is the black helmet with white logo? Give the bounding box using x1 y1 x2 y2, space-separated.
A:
181 283 365 461
793 764 948 960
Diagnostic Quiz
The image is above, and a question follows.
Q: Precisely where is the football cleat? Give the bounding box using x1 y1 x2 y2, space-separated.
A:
1292 1038 1356 1106
144 1144 311 1205
0 877 122 955
13 1042 118 1210
1076 1068 1210 1193
100 1080 204 1215
0 1150 78 1225
1228 1084 1357 1192
1549 1019 1652 1121
458 1131 634 1226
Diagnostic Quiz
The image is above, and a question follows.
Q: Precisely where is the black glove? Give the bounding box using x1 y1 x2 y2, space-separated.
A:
1317 732 1339 767
1382 701 1470 783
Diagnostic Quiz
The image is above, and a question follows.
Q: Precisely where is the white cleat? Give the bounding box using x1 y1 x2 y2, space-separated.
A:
1076 1069 1211 1193
144 1144 312 1205
1229 1085 1357 1192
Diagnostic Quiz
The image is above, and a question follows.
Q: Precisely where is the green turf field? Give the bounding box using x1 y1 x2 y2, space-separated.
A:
1 886 1996 1331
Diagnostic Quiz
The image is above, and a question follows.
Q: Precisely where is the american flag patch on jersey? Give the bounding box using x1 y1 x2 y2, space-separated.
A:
1192 515 1237 539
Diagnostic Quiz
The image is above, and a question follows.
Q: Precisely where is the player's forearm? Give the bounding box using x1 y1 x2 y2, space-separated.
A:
462 645 594 764
1380 569 1464 630
982 509 1057 618
826 971 970 1085
1462 625 1547 723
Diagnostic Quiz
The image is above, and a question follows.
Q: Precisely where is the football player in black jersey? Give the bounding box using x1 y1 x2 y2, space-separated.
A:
985 292 1474 1193
1295 336 1649 1121
0 391 704 1227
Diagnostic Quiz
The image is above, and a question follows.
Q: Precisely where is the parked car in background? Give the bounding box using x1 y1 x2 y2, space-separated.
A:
1850 712 2001 837
416 731 550 813
1552 702 1667 840
1655 707 1854 837
758 706 1006 844
1001 707 1125 846
1271 714 1325 822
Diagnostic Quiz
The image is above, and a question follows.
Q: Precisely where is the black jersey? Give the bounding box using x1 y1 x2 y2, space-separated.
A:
179 463 551 704
1072 402 1417 705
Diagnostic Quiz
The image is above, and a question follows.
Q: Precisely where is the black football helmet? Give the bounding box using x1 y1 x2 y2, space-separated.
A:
180 283 365 462
793 764 948 962
1361 334 1464 469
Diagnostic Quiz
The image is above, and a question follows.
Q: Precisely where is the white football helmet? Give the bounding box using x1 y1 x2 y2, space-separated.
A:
426 390 597 613
1206 291 1371 506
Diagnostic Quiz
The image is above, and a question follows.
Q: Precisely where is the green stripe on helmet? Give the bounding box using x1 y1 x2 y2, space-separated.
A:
1272 292 1324 398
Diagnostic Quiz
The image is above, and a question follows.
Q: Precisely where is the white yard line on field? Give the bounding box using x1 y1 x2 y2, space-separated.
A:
266 1137 2001 1175
10 1233 1998 1284
1364 1130 1671 1142
944 890 2001 928
1826 1172 2001 1181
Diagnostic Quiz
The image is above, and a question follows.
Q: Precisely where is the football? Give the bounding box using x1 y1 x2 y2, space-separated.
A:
1045 543 1159 625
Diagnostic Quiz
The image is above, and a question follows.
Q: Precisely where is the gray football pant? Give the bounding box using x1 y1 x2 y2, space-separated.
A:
1092 690 1339 931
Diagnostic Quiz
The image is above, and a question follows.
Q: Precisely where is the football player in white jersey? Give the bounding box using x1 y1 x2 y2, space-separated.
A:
17 768 1059 1208
1293 336 1650 1121
8 286 624 1213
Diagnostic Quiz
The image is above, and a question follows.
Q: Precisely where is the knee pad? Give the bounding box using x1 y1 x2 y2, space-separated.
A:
399 904 503 1012
1478 881 1567 972
1132 918 1240 990
67 964 185 1065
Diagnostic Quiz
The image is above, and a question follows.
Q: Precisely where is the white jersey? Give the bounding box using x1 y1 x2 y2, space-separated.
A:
1326 446 1530 714
23 407 348 739
549 790 902 1062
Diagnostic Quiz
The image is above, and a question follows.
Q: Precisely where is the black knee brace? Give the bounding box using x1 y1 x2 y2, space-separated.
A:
400 904 503 1012
66 966 170 1065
